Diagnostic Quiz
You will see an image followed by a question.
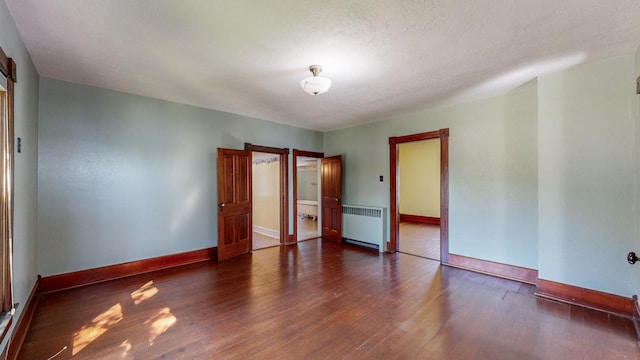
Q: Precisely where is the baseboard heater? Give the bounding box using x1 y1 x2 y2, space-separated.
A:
342 205 386 252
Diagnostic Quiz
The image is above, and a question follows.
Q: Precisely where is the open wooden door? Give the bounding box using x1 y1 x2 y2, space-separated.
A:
321 155 342 244
217 148 252 261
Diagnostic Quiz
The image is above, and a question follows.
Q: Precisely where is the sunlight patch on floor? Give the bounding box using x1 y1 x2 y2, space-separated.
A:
120 340 133 359
130 281 159 305
145 307 177 345
72 303 123 355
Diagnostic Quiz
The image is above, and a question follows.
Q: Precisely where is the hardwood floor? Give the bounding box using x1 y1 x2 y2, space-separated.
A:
20 239 639 359
297 216 319 241
252 231 280 250
399 221 440 260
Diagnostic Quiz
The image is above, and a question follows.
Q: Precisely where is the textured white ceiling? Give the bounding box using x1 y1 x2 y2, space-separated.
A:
5 1 640 131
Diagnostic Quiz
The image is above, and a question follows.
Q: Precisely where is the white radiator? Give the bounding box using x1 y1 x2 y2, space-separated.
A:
342 205 386 252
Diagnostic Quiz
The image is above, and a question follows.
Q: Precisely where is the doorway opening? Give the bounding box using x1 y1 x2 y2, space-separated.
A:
292 149 324 242
251 152 281 250
389 129 449 263
245 143 288 251
397 139 441 260
296 156 320 240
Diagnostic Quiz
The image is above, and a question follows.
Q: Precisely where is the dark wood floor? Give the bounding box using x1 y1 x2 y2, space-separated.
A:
20 239 639 359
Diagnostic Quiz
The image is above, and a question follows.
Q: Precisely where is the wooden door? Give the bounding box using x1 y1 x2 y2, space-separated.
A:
217 148 252 261
321 155 342 244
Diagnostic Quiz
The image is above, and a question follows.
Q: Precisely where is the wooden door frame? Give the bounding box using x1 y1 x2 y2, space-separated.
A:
0 46 15 319
389 129 449 263
244 143 289 245
292 149 324 242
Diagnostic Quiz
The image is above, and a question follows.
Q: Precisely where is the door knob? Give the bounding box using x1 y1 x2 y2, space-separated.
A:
628 252 638 264
219 202 225 211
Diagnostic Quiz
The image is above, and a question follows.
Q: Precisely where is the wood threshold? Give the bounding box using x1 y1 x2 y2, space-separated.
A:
447 253 538 285
536 278 634 317
6 278 40 360
399 214 440 225
40 247 216 294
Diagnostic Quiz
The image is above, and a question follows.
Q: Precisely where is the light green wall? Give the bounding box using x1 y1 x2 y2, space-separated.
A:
399 139 440 218
38 78 322 276
0 0 40 352
538 55 638 296
324 82 539 269
325 54 640 297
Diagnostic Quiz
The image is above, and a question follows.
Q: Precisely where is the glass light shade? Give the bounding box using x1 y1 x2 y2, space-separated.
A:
300 76 332 96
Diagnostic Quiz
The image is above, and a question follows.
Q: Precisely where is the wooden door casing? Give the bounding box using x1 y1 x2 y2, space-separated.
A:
389 128 449 261
244 143 289 245
217 148 252 261
321 155 342 244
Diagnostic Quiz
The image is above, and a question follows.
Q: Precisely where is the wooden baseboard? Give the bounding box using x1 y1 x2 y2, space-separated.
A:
446 254 538 284
40 247 217 294
7 277 40 360
632 295 640 341
536 279 634 317
399 214 440 225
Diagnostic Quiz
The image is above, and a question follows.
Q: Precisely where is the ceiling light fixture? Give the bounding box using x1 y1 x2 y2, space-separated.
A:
300 65 331 96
